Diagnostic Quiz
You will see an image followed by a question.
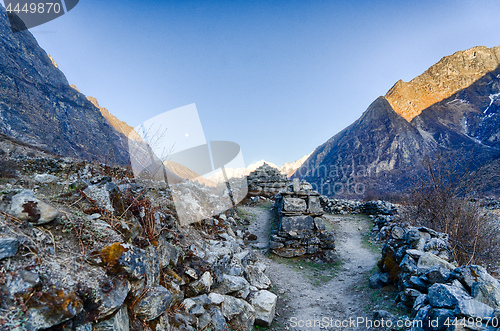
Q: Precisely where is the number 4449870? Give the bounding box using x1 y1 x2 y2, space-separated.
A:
6 2 62 14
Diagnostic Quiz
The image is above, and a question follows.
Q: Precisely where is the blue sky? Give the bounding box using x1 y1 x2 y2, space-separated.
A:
23 0 500 166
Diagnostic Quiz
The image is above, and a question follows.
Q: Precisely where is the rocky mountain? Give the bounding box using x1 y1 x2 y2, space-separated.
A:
0 6 130 165
294 46 500 198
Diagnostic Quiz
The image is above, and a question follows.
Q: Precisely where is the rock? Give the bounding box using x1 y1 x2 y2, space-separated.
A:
283 197 307 212
94 305 129 331
307 196 322 214
249 290 277 327
400 255 417 275
8 190 59 224
4 270 41 297
208 292 225 305
428 283 471 309
427 308 455 331
406 249 424 260
314 217 326 231
0 236 19 260
391 226 405 240
97 278 131 319
452 265 500 292
187 271 213 297
25 289 83 330
83 183 116 213
269 240 284 250
132 286 172 321
425 265 451 284
280 215 315 232
244 265 271 290
146 246 161 287
210 307 228 331
213 275 250 295
33 174 59 183
471 281 500 309
454 299 495 320
412 294 429 315
407 276 428 293
156 314 171 331
369 272 390 289
417 252 456 270
221 295 255 331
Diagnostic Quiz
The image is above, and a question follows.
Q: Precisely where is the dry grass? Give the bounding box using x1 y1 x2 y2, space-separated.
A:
399 152 500 268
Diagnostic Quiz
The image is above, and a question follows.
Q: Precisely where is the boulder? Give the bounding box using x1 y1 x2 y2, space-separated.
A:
8 190 59 225
0 236 19 260
428 284 471 309
471 281 500 309
417 252 455 270
213 275 250 295
132 286 172 321
249 290 278 327
221 295 255 331
244 265 271 290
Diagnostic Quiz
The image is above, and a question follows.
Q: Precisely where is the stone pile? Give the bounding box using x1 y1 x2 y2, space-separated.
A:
0 151 278 331
371 225 500 330
247 163 288 194
270 179 336 262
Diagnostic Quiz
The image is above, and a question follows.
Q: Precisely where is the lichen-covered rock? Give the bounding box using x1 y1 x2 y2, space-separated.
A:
453 298 495 320
0 236 19 260
249 290 277 327
25 288 83 330
8 190 59 224
132 286 172 321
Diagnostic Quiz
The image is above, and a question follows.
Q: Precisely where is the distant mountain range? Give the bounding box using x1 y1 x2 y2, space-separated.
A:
294 45 500 198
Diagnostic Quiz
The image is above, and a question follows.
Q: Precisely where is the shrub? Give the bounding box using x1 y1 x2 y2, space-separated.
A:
400 152 500 268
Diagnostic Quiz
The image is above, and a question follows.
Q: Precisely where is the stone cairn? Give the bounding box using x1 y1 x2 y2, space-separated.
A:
270 179 336 262
247 163 288 195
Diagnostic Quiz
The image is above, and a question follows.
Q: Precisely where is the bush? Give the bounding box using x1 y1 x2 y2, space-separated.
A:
400 152 500 268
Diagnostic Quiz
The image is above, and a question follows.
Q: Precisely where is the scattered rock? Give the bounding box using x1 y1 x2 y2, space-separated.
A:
8 190 59 224
0 236 19 260
249 290 277 327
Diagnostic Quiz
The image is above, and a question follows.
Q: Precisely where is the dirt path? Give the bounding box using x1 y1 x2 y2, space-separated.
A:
241 206 381 331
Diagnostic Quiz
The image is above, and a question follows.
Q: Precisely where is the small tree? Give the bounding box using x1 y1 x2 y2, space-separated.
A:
401 151 500 268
